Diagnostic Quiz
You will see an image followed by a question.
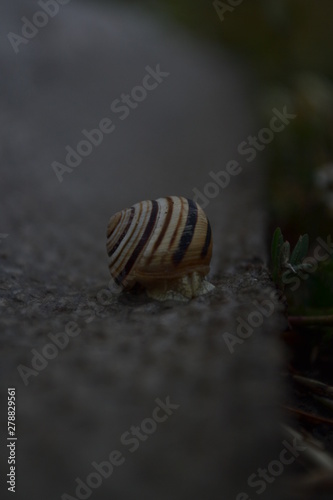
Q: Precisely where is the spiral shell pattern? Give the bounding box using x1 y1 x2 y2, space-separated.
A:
106 196 213 300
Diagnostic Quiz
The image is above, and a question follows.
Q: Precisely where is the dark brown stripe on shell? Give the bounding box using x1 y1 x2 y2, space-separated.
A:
107 207 135 257
116 200 159 285
146 197 173 265
172 199 198 266
200 219 211 258
168 197 184 250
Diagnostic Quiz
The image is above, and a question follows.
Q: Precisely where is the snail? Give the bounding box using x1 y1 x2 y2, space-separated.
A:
106 196 214 301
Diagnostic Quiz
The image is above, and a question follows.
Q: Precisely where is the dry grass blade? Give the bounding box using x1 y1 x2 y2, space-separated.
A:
288 315 333 326
282 424 333 471
282 405 333 426
314 395 333 412
293 375 333 397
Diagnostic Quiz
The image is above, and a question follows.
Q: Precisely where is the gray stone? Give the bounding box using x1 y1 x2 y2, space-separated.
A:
0 2 288 499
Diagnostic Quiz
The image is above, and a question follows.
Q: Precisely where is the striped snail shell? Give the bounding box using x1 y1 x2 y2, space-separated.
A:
106 196 214 301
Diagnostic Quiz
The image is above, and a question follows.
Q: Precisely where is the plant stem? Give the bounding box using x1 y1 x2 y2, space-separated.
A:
288 315 333 327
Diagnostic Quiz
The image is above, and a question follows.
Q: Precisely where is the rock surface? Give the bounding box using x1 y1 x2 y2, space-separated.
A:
1 1 289 499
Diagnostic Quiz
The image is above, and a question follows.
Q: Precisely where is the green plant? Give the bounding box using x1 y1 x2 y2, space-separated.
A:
271 227 309 290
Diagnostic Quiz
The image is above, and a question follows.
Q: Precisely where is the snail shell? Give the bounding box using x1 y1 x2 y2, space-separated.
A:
106 196 214 301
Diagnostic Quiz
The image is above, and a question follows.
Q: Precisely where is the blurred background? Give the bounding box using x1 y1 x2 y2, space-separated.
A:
1 1 333 499
102 0 333 318
109 0 333 234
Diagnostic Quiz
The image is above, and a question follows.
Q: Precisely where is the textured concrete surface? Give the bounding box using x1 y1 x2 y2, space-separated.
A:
1 1 290 499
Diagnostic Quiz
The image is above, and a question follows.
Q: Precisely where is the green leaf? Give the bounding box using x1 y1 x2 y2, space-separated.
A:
271 227 284 282
280 241 290 266
290 234 309 266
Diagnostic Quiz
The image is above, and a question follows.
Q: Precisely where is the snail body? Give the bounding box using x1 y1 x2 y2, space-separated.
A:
106 196 214 301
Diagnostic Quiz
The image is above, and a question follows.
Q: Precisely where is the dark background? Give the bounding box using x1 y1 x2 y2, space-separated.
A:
1 1 333 499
